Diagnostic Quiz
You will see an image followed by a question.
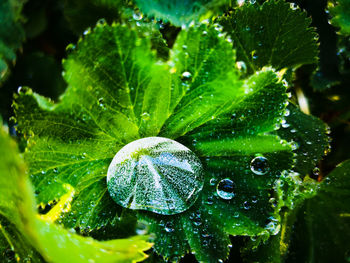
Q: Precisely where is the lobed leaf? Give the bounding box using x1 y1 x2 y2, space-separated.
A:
218 0 319 75
14 21 321 261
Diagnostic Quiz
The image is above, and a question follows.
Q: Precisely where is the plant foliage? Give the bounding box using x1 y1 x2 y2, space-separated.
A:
0 0 349 262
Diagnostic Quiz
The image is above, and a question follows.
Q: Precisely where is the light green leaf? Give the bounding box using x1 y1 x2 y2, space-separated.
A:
329 0 350 35
218 0 319 75
0 0 26 83
0 121 152 263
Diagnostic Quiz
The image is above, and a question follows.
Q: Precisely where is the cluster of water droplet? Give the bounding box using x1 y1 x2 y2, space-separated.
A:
213 155 269 201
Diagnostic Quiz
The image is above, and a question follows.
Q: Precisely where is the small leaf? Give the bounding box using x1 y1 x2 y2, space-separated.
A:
218 0 319 75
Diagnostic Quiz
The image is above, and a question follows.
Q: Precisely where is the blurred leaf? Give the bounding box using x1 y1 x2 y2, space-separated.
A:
286 160 350 262
134 0 230 26
329 0 350 35
0 0 26 83
0 120 152 263
64 0 131 34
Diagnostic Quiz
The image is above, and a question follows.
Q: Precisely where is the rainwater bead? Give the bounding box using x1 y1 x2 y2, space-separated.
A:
250 156 269 175
216 178 235 200
107 137 204 215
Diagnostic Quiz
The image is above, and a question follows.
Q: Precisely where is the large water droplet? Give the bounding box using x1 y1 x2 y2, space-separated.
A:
216 178 235 200
250 156 269 175
107 137 204 215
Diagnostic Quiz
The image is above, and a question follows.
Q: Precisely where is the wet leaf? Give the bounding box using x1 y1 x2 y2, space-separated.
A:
14 21 327 261
218 0 319 75
276 104 330 176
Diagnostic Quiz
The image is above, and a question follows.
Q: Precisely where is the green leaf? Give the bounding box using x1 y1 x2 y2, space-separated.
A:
285 160 350 262
0 0 26 83
218 0 319 75
0 120 152 262
329 0 350 35
14 22 307 261
64 0 131 34
134 0 229 26
276 104 330 176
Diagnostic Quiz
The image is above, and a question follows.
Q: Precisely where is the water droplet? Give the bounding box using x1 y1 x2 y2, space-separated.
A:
210 178 217 186
236 61 247 74
66 43 76 54
107 137 204 215
214 23 223 32
216 178 235 200
165 222 175 232
133 12 143 20
243 201 251 210
96 18 106 26
250 156 269 175
291 141 299 150
83 28 91 35
313 167 320 176
141 112 150 121
181 71 192 81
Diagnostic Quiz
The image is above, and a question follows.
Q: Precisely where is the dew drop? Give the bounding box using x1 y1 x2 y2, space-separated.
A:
133 12 143 21
313 167 320 176
96 18 106 26
181 71 192 81
107 137 204 215
216 178 235 200
66 43 76 54
250 156 269 175
236 61 247 74
209 178 217 186
165 222 175 232
141 112 150 121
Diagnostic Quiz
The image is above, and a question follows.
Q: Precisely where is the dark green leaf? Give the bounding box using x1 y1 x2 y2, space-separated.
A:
276 104 330 176
286 160 350 263
329 0 350 35
218 0 319 75
0 0 26 83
